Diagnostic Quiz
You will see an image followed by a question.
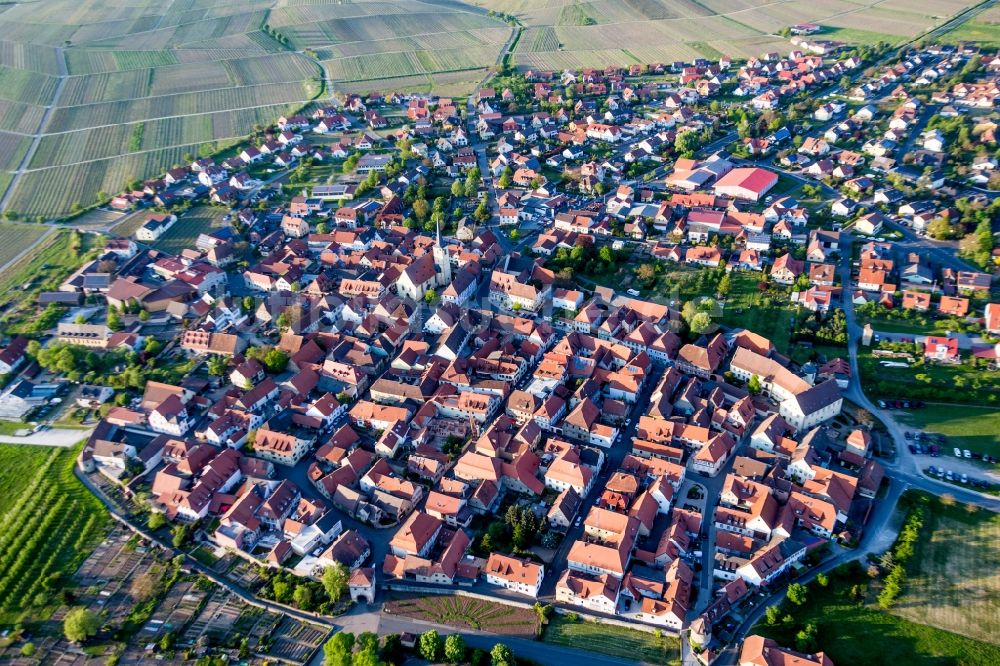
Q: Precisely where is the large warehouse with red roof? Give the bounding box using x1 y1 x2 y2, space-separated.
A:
712 167 779 201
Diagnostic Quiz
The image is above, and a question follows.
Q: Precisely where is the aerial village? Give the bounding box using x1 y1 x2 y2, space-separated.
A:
0 27 998 666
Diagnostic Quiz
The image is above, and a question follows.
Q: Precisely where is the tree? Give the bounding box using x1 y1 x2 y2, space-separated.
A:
451 179 464 197
412 198 430 221
445 634 467 663
498 165 513 188
490 642 515 666
689 311 713 335
354 632 382 666
816 572 829 587
747 374 762 395
293 584 314 610
322 563 349 602
764 605 782 625
419 630 441 661
795 622 818 653
424 289 437 304
636 263 656 284
272 579 292 603
323 632 355 666
599 246 614 264
207 354 229 376
107 309 123 331
148 512 167 530
786 582 808 605
64 607 101 643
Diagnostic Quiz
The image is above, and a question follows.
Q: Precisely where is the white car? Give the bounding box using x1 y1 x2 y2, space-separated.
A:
954 447 963 457
964 449 972 459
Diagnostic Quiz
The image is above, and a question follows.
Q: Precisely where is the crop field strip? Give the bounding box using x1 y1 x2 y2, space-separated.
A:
0 444 109 622
0 222 49 273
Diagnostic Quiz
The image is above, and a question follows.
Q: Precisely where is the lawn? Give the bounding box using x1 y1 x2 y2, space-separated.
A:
543 615 680 665
753 559 1000 665
0 444 109 624
896 404 1000 458
384 594 540 637
152 205 229 254
892 495 1000 643
720 273 797 353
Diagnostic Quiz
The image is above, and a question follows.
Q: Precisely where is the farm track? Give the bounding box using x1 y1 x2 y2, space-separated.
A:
0 46 67 212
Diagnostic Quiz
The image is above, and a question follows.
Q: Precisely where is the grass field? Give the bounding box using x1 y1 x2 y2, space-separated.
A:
0 444 109 623
858 348 1000 407
940 19 1000 48
893 496 1000 644
755 564 1000 665
151 206 229 254
544 615 681 665
896 404 1000 457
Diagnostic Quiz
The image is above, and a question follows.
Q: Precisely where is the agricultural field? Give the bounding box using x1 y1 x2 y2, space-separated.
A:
544 615 681 665
0 444 109 624
892 496 1000 644
940 6 1000 48
468 0 986 69
152 205 231 254
0 131 30 171
384 594 541 637
0 222 48 273
754 554 1000 665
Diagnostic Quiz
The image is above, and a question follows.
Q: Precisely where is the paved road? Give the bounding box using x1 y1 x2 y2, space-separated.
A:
0 426 93 447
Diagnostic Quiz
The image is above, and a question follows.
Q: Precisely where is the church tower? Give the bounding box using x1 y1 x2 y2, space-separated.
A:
433 220 452 286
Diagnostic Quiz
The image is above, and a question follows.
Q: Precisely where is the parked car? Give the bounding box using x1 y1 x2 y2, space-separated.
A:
908 445 918 454
964 449 972 459
954 447 963 457
945 471 954 480
961 474 969 484
904 431 913 440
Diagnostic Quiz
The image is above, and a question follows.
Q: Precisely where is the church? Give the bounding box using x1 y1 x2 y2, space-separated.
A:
395 224 453 302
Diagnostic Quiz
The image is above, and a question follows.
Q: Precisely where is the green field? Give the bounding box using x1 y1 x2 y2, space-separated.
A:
0 229 101 333
152 206 230 254
753 559 1000 665
940 17 1000 48
544 616 680 665
720 273 796 354
897 404 1000 457
893 495 1000 644
0 223 48 273
859 348 1000 407
0 444 109 623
